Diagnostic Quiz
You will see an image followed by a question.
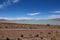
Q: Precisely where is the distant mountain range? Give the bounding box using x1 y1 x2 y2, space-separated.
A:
0 19 8 21
0 18 60 21
51 18 60 21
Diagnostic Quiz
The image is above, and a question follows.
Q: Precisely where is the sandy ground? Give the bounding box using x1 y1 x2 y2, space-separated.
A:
0 22 60 40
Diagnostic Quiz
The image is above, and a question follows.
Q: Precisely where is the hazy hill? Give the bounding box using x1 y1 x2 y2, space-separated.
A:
51 18 60 21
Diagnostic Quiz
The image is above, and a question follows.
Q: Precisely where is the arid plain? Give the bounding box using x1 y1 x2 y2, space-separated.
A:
0 22 60 40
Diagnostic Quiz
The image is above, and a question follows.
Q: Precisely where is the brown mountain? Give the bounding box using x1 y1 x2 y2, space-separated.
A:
52 18 60 21
0 19 8 21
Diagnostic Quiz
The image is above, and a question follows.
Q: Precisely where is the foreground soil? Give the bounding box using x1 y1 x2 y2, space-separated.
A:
0 22 60 40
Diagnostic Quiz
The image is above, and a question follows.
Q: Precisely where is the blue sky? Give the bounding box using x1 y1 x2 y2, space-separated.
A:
0 0 60 20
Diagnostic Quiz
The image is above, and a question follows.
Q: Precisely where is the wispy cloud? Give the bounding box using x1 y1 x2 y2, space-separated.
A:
0 4 4 8
0 17 52 20
27 13 40 16
52 11 60 13
0 15 60 20
15 17 33 20
0 17 33 20
12 0 19 3
48 15 60 19
0 0 19 8
0 17 48 20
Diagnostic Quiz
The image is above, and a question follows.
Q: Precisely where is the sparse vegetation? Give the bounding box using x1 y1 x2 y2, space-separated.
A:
5 26 8 28
51 37 56 40
21 35 23 37
18 38 21 40
40 37 43 39
35 34 39 37
0 26 1 28
6 37 9 40
29 27 32 29
48 32 51 34
47 24 50 26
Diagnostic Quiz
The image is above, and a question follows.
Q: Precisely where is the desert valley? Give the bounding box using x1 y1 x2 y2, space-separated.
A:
0 21 60 40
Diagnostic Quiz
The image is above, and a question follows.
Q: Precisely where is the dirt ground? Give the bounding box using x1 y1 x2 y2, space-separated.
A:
0 22 60 40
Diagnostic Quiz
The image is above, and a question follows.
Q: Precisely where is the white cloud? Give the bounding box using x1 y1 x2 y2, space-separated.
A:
12 0 19 3
15 17 33 20
0 15 60 20
0 4 4 8
28 13 40 16
35 15 60 20
0 0 19 8
52 11 60 13
48 15 60 19
0 17 48 20
0 17 52 20
0 17 33 20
